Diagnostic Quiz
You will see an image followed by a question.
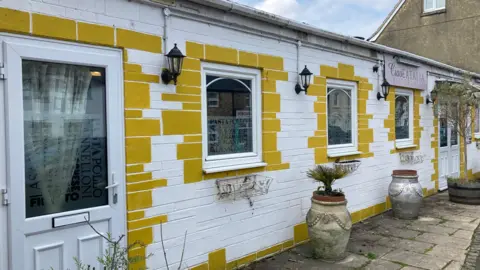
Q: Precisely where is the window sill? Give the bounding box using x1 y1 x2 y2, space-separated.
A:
395 144 417 150
203 162 267 174
327 151 362 158
422 8 446 17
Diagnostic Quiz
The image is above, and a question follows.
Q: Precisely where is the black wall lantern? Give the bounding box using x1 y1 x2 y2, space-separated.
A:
161 43 185 85
377 60 390 100
426 88 438 105
295 65 313 94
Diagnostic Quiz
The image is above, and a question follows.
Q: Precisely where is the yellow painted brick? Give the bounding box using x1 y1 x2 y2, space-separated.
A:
126 137 151 164
32 14 76 40
127 179 167 192
125 119 161 137
125 109 143 118
204 171 235 180
163 111 201 135
283 239 294 249
314 102 326 113
183 57 201 70
117 28 162 53
177 70 201 87
294 223 309 243
320 65 338 78
307 84 326 96
227 253 256 270
263 151 282 164
262 80 277 92
351 211 362 224
186 41 204 59
78 22 114 46
237 166 266 176
317 114 327 130
177 143 202 159
123 49 129 62
338 63 355 80
127 191 152 211
257 243 283 259
124 72 160 83
359 82 374 90
314 130 326 137
258 54 283 70
358 89 369 99
263 70 288 81
263 132 277 152
128 247 147 269
128 227 153 246
205 45 238 65
0 8 29 33
263 112 276 119
315 147 328 164
127 164 144 174
313 76 326 85
308 137 326 148
184 135 202 143
263 119 281 132
127 172 152 183
239 51 258 67
162 93 201 103
263 93 281 112
183 103 201 110
128 215 168 230
125 82 150 109
176 86 201 95
127 210 145 221
184 159 203 184
209 249 226 270
191 263 209 270
124 63 142 73
266 163 290 171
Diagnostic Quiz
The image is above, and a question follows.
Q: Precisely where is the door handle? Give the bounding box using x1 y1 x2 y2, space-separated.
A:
106 173 118 204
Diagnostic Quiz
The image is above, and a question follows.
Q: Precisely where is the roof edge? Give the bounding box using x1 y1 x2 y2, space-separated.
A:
368 0 405 41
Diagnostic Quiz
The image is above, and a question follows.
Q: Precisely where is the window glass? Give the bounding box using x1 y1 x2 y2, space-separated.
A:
425 0 434 10
451 125 458 146
475 105 479 134
436 0 445 8
23 60 108 218
440 117 448 147
206 76 252 156
395 95 410 140
327 87 352 145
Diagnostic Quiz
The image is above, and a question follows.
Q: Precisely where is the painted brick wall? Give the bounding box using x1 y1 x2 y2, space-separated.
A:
0 1 479 270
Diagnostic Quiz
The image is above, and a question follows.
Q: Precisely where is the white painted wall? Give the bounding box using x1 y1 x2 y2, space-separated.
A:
0 1 479 270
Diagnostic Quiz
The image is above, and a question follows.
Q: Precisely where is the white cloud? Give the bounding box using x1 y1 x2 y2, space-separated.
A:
234 0 397 37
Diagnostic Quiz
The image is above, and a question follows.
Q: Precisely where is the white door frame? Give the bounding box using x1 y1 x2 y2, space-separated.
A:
1 34 126 269
438 112 460 191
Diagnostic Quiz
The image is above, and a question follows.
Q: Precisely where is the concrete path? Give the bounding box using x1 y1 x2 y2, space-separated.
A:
245 192 480 270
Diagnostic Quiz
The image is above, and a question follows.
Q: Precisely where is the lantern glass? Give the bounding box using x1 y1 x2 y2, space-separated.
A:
299 65 313 88
381 80 390 97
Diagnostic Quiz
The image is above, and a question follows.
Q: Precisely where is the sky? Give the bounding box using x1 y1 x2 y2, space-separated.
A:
233 0 398 38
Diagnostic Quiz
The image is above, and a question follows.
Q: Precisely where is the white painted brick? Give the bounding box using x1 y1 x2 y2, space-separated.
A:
65 8 96 22
128 49 164 66
151 144 177 161
162 160 183 170
152 168 183 179
31 1 66 16
95 13 132 29
144 203 175 218
105 0 139 20
152 184 197 206
151 135 183 144
144 162 162 172
142 109 162 118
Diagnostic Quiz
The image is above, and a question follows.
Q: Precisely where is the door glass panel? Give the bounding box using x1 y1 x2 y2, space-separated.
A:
23 60 108 218
450 125 458 146
440 117 448 147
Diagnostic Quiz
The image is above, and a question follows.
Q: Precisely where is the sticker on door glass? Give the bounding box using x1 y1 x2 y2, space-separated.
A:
22 60 109 218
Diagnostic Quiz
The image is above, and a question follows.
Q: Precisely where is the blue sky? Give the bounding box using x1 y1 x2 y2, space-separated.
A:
233 0 398 38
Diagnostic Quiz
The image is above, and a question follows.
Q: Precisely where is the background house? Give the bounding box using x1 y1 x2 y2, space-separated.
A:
370 0 480 73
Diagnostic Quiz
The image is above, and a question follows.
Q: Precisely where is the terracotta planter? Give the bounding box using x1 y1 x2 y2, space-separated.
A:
306 192 352 262
389 170 423 219
448 181 480 205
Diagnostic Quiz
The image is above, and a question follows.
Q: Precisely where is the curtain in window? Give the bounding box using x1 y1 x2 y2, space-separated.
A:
23 61 92 215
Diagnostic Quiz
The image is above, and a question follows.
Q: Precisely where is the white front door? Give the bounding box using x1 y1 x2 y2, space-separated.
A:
438 115 460 190
1 35 126 270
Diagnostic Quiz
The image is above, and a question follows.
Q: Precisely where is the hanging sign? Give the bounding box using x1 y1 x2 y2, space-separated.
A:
385 55 427 90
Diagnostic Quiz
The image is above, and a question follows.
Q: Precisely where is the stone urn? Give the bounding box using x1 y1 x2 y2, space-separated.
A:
306 192 352 262
389 170 423 219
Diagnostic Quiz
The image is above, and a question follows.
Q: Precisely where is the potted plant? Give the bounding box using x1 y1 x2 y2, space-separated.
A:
306 165 351 262
435 77 480 205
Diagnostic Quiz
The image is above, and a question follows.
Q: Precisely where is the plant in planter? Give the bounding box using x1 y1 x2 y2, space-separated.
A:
435 77 480 205
306 165 352 262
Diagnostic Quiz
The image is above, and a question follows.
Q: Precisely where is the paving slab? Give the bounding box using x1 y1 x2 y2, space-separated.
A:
426 245 467 262
409 217 443 226
440 221 478 231
375 226 422 239
452 229 473 240
443 261 462 270
363 259 403 270
347 239 393 258
406 223 458 236
375 237 434 254
383 250 451 269
415 233 471 249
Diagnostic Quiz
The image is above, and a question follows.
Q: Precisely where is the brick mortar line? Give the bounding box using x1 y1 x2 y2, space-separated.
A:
462 220 480 270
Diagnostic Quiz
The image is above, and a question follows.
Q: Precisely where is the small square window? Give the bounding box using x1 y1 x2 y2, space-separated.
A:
395 89 414 147
202 63 264 173
424 0 445 12
327 79 358 156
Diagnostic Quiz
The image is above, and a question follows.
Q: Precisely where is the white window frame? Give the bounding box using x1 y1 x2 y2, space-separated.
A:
475 104 480 139
395 89 415 148
326 79 359 157
201 62 265 173
424 0 445 12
